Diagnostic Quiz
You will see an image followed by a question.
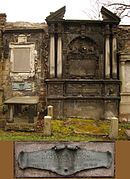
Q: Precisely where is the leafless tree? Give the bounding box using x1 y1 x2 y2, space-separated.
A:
82 0 130 23
102 1 130 19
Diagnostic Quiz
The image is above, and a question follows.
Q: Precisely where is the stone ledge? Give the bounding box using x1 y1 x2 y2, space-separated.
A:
5 122 37 132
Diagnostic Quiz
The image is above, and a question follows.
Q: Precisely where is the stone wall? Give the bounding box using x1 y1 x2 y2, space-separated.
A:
0 13 6 116
0 20 49 120
45 7 121 119
118 26 130 121
0 7 130 124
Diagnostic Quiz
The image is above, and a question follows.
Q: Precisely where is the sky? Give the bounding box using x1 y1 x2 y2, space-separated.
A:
0 0 130 24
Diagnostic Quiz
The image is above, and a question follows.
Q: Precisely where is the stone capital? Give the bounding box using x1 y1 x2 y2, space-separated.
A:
120 61 125 66
112 25 117 36
105 24 110 36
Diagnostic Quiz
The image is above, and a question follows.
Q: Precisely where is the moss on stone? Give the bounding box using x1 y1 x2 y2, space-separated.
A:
0 118 128 140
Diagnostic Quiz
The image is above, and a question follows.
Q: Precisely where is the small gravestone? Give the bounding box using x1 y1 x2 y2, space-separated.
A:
47 105 53 119
109 117 118 139
44 116 52 136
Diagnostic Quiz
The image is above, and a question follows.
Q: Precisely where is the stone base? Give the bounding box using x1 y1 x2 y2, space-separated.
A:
0 119 6 128
5 122 37 132
46 79 120 119
47 99 119 120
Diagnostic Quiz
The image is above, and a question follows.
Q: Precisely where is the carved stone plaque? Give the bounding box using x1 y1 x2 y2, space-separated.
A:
66 83 102 96
13 48 30 72
18 145 112 176
14 141 115 178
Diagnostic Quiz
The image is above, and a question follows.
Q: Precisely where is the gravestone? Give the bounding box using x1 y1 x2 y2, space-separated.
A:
44 116 52 136
47 105 53 119
109 117 118 139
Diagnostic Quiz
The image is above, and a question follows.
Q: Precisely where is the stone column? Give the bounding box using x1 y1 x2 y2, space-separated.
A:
112 36 117 78
49 34 55 78
120 61 125 92
105 25 110 78
57 35 62 78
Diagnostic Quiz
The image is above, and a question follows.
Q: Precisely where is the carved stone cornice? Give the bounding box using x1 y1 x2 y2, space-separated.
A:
101 6 120 24
46 6 66 22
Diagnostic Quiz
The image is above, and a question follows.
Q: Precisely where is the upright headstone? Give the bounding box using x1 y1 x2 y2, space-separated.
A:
44 116 52 136
109 117 118 139
47 105 53 119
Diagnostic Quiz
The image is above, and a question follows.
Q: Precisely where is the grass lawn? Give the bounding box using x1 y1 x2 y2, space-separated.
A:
0 118 129 141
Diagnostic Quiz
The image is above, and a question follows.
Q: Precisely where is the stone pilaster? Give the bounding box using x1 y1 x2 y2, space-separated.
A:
57 34 62 78
8 105 14 122
120 61 125 92
112 25 117 79
105 24 110 79
49 34 55 78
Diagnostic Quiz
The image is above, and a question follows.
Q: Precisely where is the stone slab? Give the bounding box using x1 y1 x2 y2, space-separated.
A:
4 96 39 104
14 141 115 178
5 122 37 131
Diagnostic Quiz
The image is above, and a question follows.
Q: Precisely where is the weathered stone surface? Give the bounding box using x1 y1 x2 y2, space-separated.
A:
5 122 37 131
0 20 48 126
14 141 115 178
47 105 53 118
4 96 39 104
0 119 6 128
46 79 120 119
18 145 112 176
46 6 120 119
0 6 129 130
119 50 130 121
44 116 52 136
109 117 118 139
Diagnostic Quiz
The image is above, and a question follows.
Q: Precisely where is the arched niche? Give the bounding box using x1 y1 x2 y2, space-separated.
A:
65 36 100 79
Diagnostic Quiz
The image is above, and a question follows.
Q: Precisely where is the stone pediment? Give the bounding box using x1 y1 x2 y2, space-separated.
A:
101 6 120 23
46 6 66 22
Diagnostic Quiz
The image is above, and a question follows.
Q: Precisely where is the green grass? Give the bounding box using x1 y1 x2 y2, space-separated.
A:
0 118 129 141
0 129 104 141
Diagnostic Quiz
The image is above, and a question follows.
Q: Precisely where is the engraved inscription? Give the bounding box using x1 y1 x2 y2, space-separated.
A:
66 83 101 96
18 145 112 176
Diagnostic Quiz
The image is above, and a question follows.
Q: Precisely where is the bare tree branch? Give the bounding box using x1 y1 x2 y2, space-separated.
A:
82 0 130 24
107 3 130 7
